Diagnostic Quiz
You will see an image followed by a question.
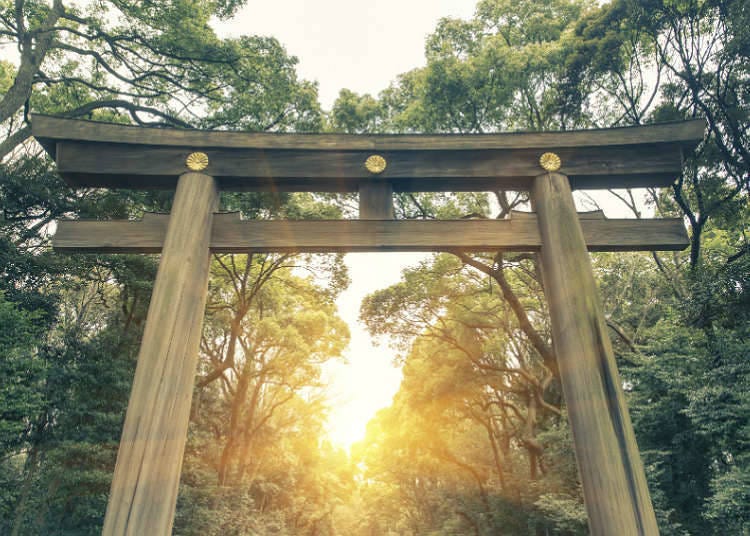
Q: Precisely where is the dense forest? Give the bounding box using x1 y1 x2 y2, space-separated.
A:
0 0 747 534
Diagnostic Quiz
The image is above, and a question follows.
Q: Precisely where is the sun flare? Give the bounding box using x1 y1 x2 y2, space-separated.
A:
323 253 427 449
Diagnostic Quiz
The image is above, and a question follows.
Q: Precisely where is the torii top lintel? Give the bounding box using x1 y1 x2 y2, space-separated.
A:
32 115 704 192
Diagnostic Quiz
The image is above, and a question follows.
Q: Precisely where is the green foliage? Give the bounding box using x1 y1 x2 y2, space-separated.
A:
0 0 324 165
327 89 384 133
333 0 749 532
1 0 748 533
355 252 579 534
0 292 44 456
533 494 588 535
331 0 595 133
704 467 750 533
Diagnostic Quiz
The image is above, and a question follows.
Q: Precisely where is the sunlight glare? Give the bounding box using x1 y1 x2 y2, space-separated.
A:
324 252 428 449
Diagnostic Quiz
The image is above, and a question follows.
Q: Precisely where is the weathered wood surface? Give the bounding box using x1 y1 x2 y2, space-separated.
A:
53 213 689 253
52 141 685 191
532 172 659 535
359 183 394 219
31 115 705 191
102 172 218 536
33 114 704 151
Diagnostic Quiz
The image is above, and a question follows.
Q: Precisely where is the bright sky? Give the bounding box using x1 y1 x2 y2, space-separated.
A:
214 1 478 448
213 0 477 109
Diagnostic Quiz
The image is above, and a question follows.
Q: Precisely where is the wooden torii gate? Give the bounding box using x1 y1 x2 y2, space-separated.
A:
33 115 704 536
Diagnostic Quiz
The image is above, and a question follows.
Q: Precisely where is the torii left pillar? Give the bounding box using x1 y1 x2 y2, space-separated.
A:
102 171 218 535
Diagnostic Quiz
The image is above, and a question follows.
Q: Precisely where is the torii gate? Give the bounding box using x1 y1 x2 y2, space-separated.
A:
33 115 704 536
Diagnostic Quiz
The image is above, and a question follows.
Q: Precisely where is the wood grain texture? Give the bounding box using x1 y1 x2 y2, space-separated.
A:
532 172 659 535
32 114 705 152
53 140 683 191
359 183 394 219
31 115 705 191
52 213 689 253
102 172 218 536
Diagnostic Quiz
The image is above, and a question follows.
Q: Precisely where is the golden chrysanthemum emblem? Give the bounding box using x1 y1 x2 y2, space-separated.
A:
539 152 562 172
365 154 387 174
186 152 209 171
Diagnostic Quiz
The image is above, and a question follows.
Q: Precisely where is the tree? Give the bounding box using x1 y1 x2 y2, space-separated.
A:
565 2 750 532
336 0 749 533
330 0 594 135
0 1 338 533
2 0 748 532
197 255 349 485
173 254 351 534
568 0 749 267
356 251 590 535
0 0 323 159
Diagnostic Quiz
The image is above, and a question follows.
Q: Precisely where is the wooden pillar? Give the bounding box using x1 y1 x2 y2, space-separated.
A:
532 172 659 535
359 182 394 219
103 172 218 535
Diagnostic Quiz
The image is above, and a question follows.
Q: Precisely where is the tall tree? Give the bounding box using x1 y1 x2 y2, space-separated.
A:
0 0 322 159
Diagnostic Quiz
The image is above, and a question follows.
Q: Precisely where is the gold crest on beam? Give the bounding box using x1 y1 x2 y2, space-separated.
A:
365 154 387 174
539 152 562 172
186 152 209 171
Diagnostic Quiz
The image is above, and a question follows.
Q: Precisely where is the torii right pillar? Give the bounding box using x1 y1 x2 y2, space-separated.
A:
533 170 659 535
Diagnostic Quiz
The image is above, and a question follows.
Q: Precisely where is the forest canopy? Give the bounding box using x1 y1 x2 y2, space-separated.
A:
0 0 748 534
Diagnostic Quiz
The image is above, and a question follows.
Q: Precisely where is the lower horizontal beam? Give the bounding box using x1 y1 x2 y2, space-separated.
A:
53 213 688 253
